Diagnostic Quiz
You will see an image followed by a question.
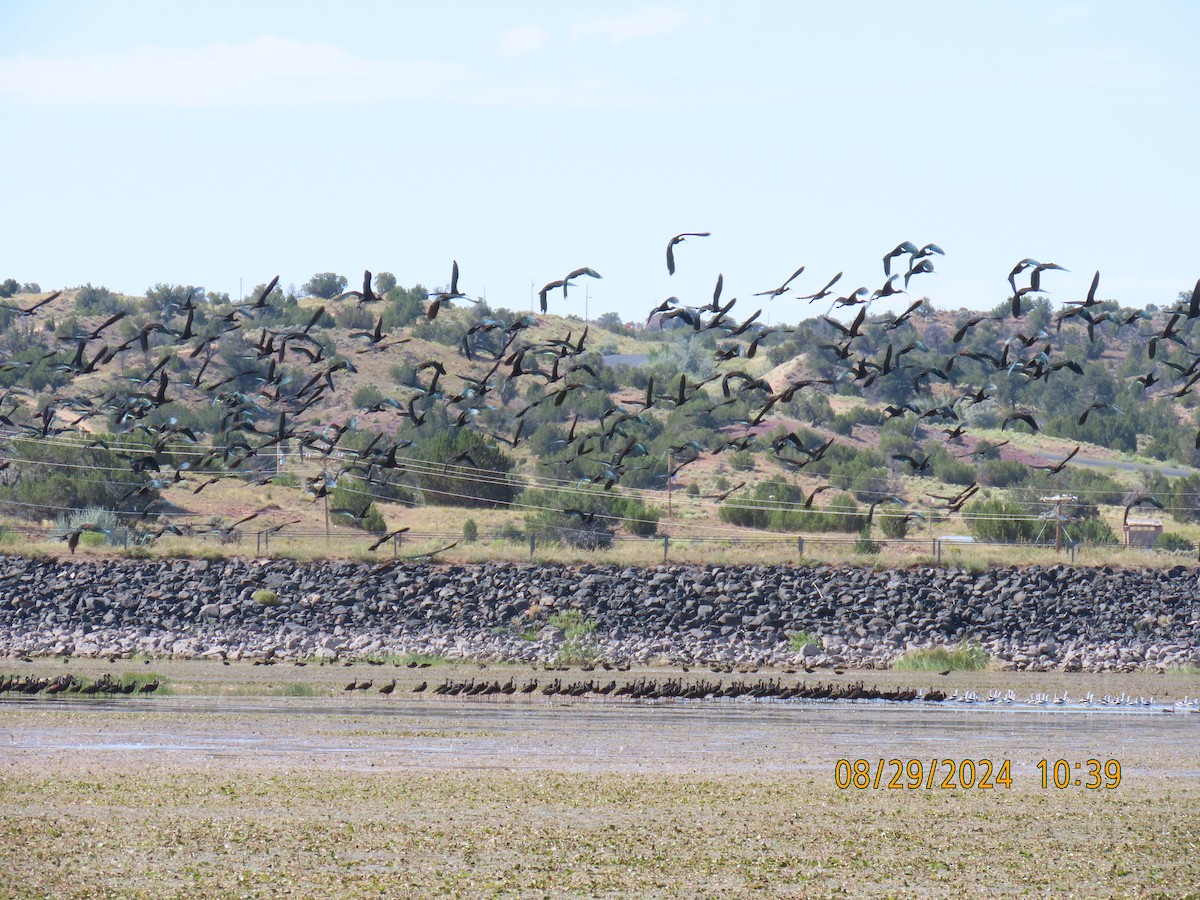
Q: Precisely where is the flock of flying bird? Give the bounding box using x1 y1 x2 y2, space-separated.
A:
0 233 1198 549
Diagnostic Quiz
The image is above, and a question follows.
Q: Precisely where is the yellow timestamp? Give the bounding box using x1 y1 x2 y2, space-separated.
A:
833 758 1123 790
834 758 1013 790
1037 758 1121 789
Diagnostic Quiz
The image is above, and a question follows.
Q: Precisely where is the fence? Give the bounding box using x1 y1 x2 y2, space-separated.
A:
9 522 1198 566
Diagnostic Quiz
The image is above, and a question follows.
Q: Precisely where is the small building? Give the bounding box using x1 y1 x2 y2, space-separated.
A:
1123 518 1163 548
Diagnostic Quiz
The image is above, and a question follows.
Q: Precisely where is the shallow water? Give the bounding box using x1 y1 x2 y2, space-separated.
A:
4 696 1197 777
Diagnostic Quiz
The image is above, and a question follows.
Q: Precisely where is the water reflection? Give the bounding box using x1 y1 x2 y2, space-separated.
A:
3 697 1196 776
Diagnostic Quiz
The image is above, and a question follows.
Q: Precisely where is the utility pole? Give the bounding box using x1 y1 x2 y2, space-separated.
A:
323 466 331 547
1040 494 1077 554
667 450 673 517
1055 497 1063 553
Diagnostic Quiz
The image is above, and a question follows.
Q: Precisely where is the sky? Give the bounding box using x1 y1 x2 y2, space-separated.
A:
1 1 1197 324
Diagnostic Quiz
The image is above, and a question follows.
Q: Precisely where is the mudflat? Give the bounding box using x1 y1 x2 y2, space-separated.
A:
2 661 1199 897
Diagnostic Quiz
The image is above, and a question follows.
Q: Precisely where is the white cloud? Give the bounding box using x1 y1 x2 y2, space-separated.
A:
572 5 689 43
500 24 549 58
0 36 471 107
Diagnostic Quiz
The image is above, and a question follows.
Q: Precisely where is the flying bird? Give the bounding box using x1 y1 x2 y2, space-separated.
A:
883 242 918 277
1031 445 1080 474
753 266 806 298
428 261 467 319
1001 412 1039 432
666 232 710 275
334 270 386 304
798 272 842 303
0 290 60 317
562 267 602 297
1123 495 1164 526
1077 402 1122 425
367 527 411 552
538 280 565 313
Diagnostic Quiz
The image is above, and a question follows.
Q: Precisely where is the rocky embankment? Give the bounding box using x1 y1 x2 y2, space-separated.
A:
1 557 1198 672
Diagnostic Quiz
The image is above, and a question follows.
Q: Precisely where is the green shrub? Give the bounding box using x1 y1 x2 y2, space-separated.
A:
720 498 766 529
1069 517 1118 545
74 283 124 314
413 430 517 508
463 518 479 542
877 513 909 539
524 487 659 546
361 504 387 534
931 455 977 486
352 383 386 409
52 507 121 546
279 682 316 697
853 528 881 555
252 589 280 606
549 610 599 666
615 497 660 536
963 497 1037 542
829 412 857 436
7 439 160 521
787 631 819 652
730 450 755 471
893 643 990 671
978 459 1029 488
826 493 865 533
0 525 25 547
491 523 524 542
1155 532 1194 552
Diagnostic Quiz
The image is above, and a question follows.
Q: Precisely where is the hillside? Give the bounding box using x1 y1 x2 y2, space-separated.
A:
0 267 1198 560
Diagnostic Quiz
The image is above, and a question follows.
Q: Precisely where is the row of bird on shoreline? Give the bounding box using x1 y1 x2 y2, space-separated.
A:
4 667 1194 710
0 673 157 696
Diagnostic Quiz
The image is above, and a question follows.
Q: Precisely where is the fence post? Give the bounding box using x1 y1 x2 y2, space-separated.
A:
662 534 669 563
256 531 262 555
122 529 129 550
797 536 804 557
529 533 536 558
935 539 942 566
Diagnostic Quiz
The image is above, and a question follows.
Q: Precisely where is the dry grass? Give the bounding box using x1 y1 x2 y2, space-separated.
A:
3 767 1198 898
22 528 1200 570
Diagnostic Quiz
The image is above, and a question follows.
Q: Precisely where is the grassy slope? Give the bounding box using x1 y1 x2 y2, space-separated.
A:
4 289 1199 562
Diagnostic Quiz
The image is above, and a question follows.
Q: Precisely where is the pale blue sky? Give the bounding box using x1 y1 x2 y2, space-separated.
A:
1 1 1196 322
